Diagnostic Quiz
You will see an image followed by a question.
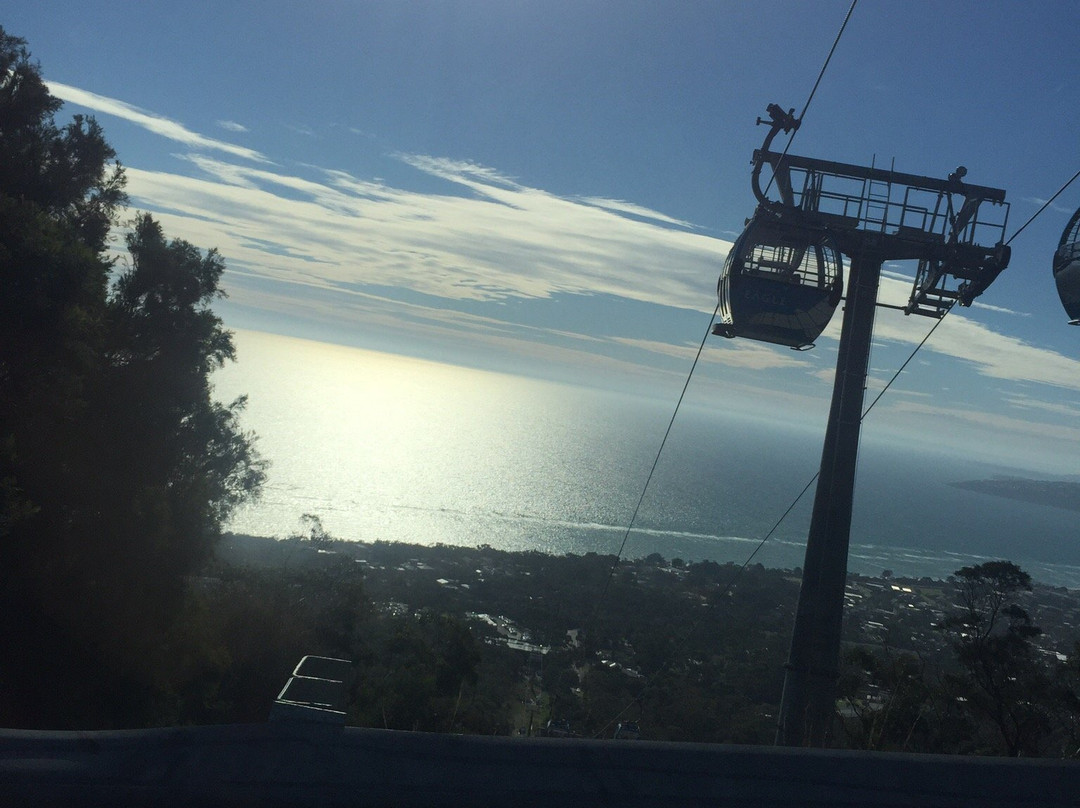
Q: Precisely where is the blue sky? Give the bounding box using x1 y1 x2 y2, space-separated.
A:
8 1 1080 473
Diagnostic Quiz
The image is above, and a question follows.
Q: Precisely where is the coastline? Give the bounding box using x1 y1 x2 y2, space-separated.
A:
217 528 1080 591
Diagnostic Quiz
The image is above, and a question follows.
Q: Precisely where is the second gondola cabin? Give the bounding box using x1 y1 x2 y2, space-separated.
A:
713 210 843 349
1054 205 1080 324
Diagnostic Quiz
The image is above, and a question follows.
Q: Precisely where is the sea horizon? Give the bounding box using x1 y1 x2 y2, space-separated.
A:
215 329 1080 588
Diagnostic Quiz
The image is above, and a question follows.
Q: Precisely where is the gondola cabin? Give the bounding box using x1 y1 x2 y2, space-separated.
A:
1054 205 1080 324
712 211 843 349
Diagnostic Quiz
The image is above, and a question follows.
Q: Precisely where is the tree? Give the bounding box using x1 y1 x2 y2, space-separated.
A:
837 646 936 752
0 30 131 721
940 561 1050 756
0 28 264 727
0 30 124 254
0 29 125 544
291 513 334 548
1054 642 1080 758
104 214 265 565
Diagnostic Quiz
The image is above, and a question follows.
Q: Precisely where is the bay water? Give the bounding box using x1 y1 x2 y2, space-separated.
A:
214 330 1080 588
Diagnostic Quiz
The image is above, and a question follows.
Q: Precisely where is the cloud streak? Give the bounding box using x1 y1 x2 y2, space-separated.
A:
61 82 1080 423
47 81 268 163
889 399 1080 445
125 154 723 312
870 308 1080 392
124 151 1080 401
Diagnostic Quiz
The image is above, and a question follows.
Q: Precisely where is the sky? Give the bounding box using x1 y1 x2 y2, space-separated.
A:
7 1 1080 474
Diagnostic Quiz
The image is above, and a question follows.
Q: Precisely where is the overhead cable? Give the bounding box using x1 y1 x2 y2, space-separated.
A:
1006 166 1080 246
763 0 859 199
586 302 719 636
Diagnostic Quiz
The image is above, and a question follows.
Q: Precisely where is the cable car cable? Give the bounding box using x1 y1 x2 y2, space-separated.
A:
585 0 862 739
584 302 720 640
591 473 820 739
593 306 952 738
761 0 858 200
799 0 859 126
859 169 1080 421
583 0 862 739
758 198 1070 574
861 303 954 420
590 45 1079 745
865 164 1080 413
1005 165 1080 247
598 196 1069 735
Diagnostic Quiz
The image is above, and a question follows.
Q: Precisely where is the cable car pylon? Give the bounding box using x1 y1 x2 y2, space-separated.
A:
715 104 1011 748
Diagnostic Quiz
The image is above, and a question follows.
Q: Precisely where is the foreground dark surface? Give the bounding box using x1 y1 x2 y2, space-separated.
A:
3 722 1080 808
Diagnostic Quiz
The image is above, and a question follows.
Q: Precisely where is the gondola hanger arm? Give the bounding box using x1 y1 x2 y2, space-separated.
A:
757 103 800 136
752 104 801 208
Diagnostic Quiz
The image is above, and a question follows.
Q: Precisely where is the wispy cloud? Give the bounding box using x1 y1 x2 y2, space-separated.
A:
216 119 248 133
124 154 724 312
971 300 1030 316
812 260 1080 395
123 150 1080 400
881 268 915 283
1022 196 1074 215
578 197 697 229
285 123 317 138
47 81 268 163
1003 395 1080 418
872 312 1080 392
62 82 1079 414
611 335 811 371
890 399 1080 444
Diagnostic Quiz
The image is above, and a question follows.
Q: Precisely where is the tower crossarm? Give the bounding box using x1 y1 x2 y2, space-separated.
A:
752 150 1007 250
750 112 1009 316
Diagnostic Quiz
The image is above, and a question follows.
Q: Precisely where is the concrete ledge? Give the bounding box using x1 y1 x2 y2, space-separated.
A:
2 724 1079 807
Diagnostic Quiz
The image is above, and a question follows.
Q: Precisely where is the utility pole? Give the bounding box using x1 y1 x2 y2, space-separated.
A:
729 106 1012 747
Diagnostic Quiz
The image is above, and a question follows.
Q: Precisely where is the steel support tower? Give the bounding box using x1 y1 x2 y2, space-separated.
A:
740 107 1011 747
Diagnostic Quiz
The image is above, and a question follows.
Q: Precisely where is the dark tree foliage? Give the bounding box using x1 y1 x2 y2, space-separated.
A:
837 646 937 752
103 214 266 574
0 30 124 254
0 28 264 728
941 561 1051 756
0 30 124 533
1056 643 1080 757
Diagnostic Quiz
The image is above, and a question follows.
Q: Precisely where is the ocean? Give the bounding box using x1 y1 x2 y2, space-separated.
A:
213 330 1080 588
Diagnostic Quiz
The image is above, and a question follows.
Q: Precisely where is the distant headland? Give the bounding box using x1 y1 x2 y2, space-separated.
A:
949 477 1080 513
